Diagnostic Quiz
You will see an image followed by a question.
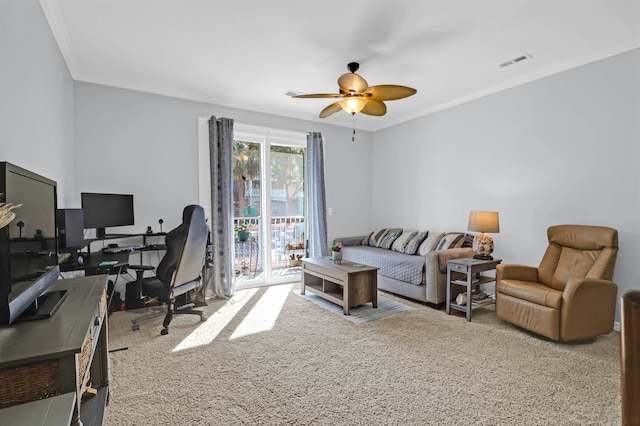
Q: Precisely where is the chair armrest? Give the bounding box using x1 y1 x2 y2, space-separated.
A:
128 264 155 272
333 236 366 246
561 277 618 340
496 264 538 282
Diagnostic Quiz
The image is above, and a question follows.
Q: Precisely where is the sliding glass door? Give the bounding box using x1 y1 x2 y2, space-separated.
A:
232 128 306 287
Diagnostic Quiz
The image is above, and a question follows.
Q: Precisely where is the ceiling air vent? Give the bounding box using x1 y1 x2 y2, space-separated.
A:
499 53 533 68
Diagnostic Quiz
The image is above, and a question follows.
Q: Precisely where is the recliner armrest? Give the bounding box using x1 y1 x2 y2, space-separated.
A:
496 264 538 282
561 277 618 340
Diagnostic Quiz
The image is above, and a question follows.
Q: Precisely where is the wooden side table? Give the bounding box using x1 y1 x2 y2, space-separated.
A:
446 258 502 321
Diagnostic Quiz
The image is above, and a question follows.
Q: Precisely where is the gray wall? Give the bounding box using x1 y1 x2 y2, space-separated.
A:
0 0 75 205
73 83 373 239
372 47 640 317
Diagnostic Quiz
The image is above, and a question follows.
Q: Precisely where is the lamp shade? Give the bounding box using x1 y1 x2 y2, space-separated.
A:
468 211 500 233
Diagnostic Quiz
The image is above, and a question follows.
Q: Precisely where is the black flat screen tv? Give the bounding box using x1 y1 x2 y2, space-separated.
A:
81 192 134 238
0 162 62 325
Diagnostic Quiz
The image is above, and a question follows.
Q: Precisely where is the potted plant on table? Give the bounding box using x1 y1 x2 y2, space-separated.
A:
329 242 343 264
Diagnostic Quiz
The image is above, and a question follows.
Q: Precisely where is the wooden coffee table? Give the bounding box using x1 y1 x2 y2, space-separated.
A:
301 257 378 315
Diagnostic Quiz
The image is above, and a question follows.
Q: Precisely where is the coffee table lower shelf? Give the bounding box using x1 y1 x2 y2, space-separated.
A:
301 258 378 315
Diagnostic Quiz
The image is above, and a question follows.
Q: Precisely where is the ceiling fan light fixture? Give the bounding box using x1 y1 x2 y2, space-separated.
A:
340 97 367 114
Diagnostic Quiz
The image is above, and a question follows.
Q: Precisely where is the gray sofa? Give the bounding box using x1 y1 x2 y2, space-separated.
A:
334 229 474 305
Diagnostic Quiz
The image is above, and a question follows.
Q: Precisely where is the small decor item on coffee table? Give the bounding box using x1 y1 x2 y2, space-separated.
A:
330 242 343 264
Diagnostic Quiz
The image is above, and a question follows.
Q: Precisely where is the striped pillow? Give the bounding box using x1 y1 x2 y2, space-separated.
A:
418 232 445 256
392 230 417 253
369 228 391 247
379 228 403 250
404 231 429 255
436 232 467 251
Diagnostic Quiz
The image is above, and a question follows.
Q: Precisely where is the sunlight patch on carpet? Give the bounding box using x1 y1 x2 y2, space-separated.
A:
230 284 292 340
293 289 413 324
173 287 258 352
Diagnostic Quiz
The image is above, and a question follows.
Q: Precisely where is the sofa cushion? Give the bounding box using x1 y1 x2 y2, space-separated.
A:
436 232 467 250
380 228 403 249
342 246 425 285
392 230 417 253
404 231 429 255
418 232 445 256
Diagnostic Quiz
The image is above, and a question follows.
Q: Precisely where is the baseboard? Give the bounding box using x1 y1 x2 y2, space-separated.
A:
614 321 620 332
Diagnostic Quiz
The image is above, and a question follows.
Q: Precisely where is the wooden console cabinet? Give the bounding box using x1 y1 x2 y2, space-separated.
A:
0 275 110 425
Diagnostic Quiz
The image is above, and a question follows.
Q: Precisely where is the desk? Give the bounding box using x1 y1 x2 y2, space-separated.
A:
0 275 110 425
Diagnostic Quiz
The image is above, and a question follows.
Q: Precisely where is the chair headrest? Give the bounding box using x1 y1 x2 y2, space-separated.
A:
548 224 618 250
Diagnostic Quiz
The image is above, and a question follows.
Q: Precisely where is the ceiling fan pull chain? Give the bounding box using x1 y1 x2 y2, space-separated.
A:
352 114 356 142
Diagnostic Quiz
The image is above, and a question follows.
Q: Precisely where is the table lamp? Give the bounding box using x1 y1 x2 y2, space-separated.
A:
468 211 500 260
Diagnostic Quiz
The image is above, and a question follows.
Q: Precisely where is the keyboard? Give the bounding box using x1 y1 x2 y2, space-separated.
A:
102 245 145 254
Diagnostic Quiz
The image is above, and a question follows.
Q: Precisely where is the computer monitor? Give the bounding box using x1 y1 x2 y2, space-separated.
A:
81 192 134 238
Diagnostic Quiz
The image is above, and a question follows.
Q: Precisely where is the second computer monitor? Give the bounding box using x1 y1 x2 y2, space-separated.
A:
81 192 134 238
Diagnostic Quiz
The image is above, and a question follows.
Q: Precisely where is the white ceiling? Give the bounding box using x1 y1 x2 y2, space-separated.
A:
42 0 640 132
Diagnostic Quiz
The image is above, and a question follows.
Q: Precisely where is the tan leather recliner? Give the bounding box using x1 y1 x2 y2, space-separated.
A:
496 224 618 341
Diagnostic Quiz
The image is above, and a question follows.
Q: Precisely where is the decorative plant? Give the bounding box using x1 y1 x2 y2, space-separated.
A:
330 242 343 252
0 195 20 230
234 222 250 233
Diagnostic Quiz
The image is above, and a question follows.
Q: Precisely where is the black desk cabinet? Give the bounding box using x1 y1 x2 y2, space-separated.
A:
0 275 110 425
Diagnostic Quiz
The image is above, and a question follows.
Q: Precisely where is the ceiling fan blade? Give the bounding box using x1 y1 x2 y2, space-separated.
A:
319 102 343 118
294 93 344 99
366 85 417 101
338 72 368 93
360 100 387 116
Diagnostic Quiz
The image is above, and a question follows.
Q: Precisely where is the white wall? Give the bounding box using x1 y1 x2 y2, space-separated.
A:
0 0 75 205
73 83 374 241
372 47 640 316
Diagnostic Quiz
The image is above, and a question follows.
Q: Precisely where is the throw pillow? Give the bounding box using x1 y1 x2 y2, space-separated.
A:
418 232 445 256
379 228 403 250
392 230 417 253
369 228 390 247
362 232 374 246
435 232 466 251
404 231 429 255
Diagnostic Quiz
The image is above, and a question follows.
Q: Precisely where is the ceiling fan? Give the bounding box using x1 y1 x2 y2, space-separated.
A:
294 62 417 118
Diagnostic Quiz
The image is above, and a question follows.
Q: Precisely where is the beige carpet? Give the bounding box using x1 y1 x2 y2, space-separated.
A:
104 283 620 425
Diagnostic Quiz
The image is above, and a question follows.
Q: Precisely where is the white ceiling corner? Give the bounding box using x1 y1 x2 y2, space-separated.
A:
40 0 640 132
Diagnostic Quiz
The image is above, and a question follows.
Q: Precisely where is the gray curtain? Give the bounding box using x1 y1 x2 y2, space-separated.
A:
306 132 328 258
207 116 235 298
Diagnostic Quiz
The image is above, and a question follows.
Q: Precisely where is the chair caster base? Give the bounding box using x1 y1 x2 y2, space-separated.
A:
132 324 140 331
161 328 169 335
200 314 207 322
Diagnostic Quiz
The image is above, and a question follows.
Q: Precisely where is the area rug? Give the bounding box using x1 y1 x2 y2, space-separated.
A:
104 284 620 425
292 288 413 324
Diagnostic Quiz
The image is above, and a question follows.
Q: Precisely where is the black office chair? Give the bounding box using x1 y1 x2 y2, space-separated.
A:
131 204 208 335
